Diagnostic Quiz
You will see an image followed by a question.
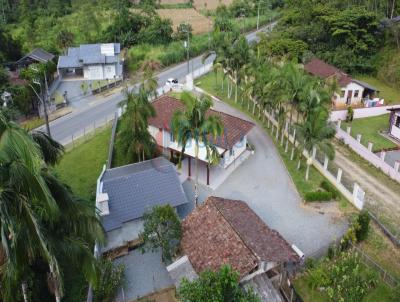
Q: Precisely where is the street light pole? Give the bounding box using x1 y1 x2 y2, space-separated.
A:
185 21 190 74
31 66 51 137
257 0 260 30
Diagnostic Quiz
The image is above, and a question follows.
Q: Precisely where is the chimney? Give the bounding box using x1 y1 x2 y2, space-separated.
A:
96 192 110 216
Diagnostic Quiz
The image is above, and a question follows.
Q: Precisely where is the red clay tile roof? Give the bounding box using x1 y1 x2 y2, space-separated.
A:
181 196 299 278
304 58 352 87
148 95 254 150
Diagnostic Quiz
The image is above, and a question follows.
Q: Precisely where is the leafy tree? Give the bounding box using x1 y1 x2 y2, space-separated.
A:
115 88 156 164
93 259 125 302
295 108 335 180
171 92 223 205
175 22 193 41
178 265 260 302
57 30 74 52
139 204 182 263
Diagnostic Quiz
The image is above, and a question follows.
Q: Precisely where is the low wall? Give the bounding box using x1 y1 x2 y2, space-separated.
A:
335 123 400 183
329 105 400 121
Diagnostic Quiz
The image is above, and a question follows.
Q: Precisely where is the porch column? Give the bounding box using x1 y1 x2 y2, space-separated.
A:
188 157 191 177
207 164 210 186
170 149 173 161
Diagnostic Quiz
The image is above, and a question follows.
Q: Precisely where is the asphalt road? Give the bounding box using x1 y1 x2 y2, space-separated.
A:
38 23 276 145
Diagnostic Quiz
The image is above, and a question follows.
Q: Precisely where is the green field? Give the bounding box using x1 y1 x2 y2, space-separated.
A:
55 126 111 200
342 114 397 152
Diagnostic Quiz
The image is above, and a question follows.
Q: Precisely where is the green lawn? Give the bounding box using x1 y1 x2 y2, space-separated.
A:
20 117 44 130
342 114 397 152
356 75 400 105
195 72 350 210
55 126 111 201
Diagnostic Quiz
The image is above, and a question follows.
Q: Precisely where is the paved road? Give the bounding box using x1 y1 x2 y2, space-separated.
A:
182 99 348 256
37 23 276 145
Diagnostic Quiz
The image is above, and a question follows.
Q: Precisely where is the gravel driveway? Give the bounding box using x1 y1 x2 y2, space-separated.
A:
183 98 348 256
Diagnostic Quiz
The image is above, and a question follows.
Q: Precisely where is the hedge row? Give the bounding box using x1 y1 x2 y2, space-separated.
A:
320 180 339 199
304 191 333 202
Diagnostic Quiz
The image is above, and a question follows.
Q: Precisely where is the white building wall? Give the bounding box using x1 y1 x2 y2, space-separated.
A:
222 135 247 168
334 82 365 107
103 64 116 79
391 124 400 140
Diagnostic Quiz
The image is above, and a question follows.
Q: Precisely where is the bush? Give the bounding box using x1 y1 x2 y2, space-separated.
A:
355 210 370 242
320 180 339 199
93 259 125 302
304 191 333 202
346 106 354 122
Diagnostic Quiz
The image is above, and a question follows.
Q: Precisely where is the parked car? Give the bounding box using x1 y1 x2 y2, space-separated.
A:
166 78 178 86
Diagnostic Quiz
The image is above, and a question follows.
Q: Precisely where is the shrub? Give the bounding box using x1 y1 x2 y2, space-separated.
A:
93 259 125 302
320 180 339 199
304 191 333 202
355 210 370 242
346 106 354 122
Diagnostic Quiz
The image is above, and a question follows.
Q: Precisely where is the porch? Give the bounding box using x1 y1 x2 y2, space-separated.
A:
173 149 252 190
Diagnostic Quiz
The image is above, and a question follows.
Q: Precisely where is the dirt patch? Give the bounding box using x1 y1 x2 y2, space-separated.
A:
333 143 400 235
157 8 213 34
304 201 345 222
134 287 177 302
160 0 233 10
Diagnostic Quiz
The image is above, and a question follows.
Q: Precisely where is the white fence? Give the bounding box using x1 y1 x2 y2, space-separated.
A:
335 120 400 183
329 105 400 121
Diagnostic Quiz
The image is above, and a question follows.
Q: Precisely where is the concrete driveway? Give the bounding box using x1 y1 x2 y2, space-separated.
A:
183 99 347 257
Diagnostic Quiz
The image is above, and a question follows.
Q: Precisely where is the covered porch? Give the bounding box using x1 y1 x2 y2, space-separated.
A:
171 148 252 190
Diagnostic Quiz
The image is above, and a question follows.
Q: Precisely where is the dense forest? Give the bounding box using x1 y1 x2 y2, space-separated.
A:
263 0 400 88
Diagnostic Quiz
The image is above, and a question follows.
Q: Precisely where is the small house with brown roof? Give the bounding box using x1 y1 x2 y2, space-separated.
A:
148 95 254 186
167 196 299 301
304 58 382 108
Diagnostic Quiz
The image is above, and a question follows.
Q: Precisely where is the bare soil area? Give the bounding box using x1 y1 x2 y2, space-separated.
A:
157 8 213 34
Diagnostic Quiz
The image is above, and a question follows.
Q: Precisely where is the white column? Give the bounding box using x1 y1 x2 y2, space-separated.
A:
312 146 317 159
336 168 343 183
394 161 400 173
356 134 362 143
346 126 351 135
380 151 386 161
337 119 342 129
324 155 329 170
367 142 373 152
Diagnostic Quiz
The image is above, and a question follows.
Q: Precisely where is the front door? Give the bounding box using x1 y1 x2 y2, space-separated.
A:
346 90 353 105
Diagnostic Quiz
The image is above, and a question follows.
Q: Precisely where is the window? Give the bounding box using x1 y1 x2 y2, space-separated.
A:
354 90 359 98
170 132 174 142
395 116 400 128
229 148 234 157
340 90 345 98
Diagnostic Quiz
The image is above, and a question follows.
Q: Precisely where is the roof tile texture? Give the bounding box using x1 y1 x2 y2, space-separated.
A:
304 58 352 87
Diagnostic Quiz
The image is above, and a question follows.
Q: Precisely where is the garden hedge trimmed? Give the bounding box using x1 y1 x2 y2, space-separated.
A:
305 191 333 202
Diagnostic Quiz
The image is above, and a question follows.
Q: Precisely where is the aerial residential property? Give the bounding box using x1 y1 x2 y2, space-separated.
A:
57 43 123 80
1 1 400 302
304 58 384 108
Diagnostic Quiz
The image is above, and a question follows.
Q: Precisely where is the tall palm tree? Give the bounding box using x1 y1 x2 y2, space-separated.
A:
116 88 156 164
230 36 250 103
171 92 223 206
141 59 161 99
295 109 336 181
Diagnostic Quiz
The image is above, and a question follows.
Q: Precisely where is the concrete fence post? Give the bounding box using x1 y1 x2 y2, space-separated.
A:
380 151 386 161
292 129 296 145
324 155 329 170
356 134 362 143
394 161 400 173
336 168 343 183
337 119 342 129
312 146 317 159
368 142 373 152
346 126 351 135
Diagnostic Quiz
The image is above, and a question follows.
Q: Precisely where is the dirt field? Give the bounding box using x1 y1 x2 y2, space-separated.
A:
157 8 213 34
160 0 233 10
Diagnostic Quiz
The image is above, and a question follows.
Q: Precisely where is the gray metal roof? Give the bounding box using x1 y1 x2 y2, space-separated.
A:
57 43 120 69
353 79 379 92
17 48 55 64
101 157 188 232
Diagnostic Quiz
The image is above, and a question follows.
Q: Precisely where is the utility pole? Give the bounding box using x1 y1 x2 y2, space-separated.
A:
184 20 190 74
31 66 51 137
257 0 261 30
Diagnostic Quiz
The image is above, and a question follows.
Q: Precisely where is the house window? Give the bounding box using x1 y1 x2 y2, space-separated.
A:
354 90 359 98
395 116 400 128
170 132 174 142
229 148 234 157
340 90 345 98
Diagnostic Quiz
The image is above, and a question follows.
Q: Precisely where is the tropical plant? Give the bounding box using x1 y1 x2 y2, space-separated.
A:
139 204 182 263
93 259 125 302
116 88 156 164
295 109 336 180
171 92 223 205
178 265 260 302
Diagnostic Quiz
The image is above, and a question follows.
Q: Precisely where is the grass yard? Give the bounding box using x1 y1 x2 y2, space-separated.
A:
195 71 350 211
55 126 111 200
20 117 44 130
356 75 400 105
342 114 397 152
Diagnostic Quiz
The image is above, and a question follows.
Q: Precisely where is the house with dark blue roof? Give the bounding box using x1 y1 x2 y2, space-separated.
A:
57 43 123 80
96 157 188 253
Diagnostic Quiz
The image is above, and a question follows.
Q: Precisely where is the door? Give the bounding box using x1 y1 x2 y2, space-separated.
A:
346 90 353 105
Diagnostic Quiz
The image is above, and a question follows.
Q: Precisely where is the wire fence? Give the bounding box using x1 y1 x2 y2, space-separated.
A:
62 113 116 149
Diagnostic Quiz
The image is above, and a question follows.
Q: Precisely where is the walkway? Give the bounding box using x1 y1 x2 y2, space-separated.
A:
183 98 348 256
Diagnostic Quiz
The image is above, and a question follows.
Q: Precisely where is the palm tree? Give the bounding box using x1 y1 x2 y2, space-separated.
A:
295 109 336 181
116 88 156 164
171 92 223 206
230 36 250 103
141 59 161 99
